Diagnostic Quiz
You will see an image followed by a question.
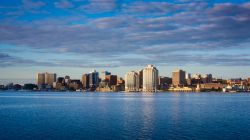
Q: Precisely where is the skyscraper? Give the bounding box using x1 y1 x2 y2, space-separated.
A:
125 71 140 92
106 75 117 86
82 74 89 89
36 72 56 86
139 69 143 89
172 69 186 87
143 65 158 92
45 72 57 86
36 73 45 86
89 70 99 89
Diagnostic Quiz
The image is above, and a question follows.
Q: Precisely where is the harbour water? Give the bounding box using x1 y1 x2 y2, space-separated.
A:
0 92 250 140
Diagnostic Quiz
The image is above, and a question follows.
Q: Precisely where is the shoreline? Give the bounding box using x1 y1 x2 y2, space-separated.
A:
0 90 249 93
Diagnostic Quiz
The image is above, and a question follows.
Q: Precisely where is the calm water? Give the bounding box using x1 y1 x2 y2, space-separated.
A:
0 92 250 140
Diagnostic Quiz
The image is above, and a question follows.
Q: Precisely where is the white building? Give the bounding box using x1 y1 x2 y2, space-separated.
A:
125 71 140 92
142 65 158 92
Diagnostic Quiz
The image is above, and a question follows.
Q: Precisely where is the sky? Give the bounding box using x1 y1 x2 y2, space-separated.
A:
0 0 250 82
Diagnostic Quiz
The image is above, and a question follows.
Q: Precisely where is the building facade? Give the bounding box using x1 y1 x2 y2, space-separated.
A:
125 71 140 92
82 74 90 89
142 65 159 92
158 76 172 90
89 70 99 89
36 72 56 86
106 75 117 86
36 73 45 86
172 69 186 87
45 73 57 86
139 69 143 89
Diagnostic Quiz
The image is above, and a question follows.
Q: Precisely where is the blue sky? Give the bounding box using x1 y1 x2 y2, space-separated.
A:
0 0 250 81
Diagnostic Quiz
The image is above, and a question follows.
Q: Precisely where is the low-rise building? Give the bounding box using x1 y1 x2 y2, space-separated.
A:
68 80 82 91
158 76 172 91
200 83 226 91
168 86 195 92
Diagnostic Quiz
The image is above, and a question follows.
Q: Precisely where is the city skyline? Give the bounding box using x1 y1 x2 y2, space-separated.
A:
1 64 248 92
1 65 249 85
1 0 250 79
0 65 250 85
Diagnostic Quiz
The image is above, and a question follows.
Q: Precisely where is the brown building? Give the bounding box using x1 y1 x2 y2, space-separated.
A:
227 78 242 85
36 72 56 87
45 73 57 86
172 69 186 87
69 80 82 91
200 83 226 91
106 75 117 86
248 77 250 84
82 74 89 89
36 73 45 86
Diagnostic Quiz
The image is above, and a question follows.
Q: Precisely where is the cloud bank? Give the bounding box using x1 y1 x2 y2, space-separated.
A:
0 0 250 68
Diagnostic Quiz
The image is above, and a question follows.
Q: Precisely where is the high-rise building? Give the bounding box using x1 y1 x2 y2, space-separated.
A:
143 65 158 92
172 69 186 87
125 71 140 92
45 73 57 86
82 74 89 89
89 70 99 89
36 73 45 86
106 75 117 86
139 69 143 89
36 72 56 86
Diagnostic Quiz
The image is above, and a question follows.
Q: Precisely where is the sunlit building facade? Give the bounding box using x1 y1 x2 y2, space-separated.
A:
45 73 57 86
125 71 140 92
172 69 186 87
142 65 158 92
36 73 45 86
36 72 56 86
82 74 90 89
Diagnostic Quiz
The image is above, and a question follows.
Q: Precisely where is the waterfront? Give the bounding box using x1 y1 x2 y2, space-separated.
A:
0 92 250 140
